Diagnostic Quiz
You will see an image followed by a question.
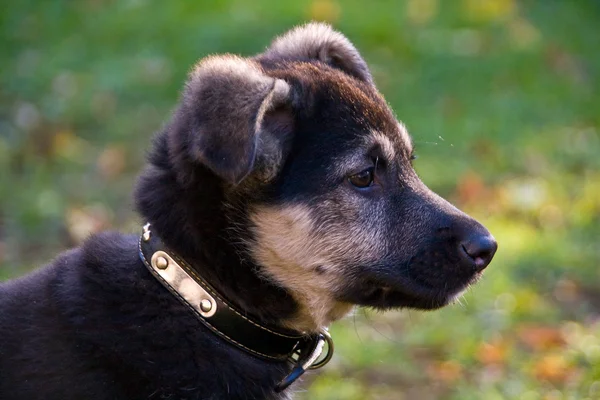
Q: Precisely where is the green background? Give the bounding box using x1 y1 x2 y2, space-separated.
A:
1 1 599 399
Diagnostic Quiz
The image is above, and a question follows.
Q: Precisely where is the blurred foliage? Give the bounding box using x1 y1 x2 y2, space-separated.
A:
1 0 599 399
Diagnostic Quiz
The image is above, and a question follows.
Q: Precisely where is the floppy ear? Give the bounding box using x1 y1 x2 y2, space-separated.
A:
180 55 291 185
263 22 373 84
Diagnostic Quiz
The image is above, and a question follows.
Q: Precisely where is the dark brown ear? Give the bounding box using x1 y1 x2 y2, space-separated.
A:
263 22 373 84
181 55 291 185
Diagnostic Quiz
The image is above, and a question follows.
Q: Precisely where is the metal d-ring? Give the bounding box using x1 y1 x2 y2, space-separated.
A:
276 329 335 392
308 328 334 370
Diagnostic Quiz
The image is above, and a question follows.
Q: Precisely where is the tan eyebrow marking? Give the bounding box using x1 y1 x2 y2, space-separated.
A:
397 122 413 153
372 131 396 161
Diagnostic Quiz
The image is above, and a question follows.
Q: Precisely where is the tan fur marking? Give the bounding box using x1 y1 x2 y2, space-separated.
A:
250 204 350 331
372 131 396 161
397 122 413 153
249 203 388 332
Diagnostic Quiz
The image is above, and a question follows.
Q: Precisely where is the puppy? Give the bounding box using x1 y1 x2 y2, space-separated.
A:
0 23 497 400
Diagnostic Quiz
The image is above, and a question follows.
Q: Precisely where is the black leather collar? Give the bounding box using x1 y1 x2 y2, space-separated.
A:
138 223 333 391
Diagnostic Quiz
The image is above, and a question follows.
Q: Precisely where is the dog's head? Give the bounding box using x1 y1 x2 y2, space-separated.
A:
164 23 497 331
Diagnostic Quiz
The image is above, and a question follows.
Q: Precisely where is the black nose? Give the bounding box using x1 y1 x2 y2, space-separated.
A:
460 234 497 271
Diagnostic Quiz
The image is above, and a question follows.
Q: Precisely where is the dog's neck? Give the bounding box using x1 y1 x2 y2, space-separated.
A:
134 132 301 332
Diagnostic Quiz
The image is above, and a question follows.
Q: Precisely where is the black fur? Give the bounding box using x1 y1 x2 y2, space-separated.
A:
0 234 290 400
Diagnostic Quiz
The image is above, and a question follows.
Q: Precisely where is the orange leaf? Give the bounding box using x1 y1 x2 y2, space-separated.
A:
427 360 463 383
518 325 566 352
532 355 575 384
476 340 508 365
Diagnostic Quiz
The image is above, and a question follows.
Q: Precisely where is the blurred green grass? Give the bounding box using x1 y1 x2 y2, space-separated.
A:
1 0 599 399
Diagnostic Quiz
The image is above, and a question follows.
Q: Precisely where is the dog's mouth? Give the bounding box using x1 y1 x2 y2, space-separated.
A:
336 268 483 311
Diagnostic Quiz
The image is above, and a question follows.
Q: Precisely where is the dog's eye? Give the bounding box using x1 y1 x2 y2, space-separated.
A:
348 168 374 188
410 153 418 161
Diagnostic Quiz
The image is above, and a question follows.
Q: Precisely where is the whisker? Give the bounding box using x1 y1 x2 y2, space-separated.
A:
362 308 401 345
412 140 439 146
353 310 363 344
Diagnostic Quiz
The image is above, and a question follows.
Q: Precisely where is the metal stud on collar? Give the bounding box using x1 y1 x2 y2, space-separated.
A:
200 299 213 313
149 250 218 318
155 256 168 270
